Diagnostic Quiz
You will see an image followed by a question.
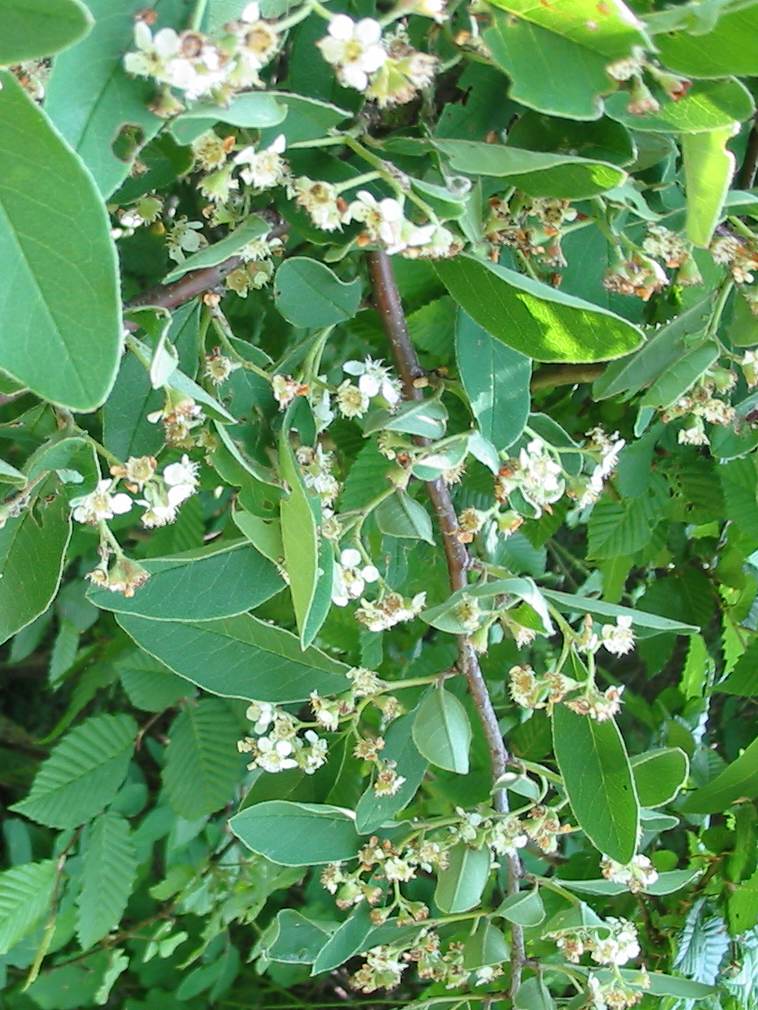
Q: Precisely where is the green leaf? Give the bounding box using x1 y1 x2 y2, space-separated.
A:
728 866 758 935
116 612 350 703
552 705 639 862
375 492 435 544
0 72 121 410
0 0 91 63
163 700 243 819
0 481 71 646
117 650 189 712
260 93 350 144
498 887 546 926
462 921 510 969
311 903 373 975
170 91 286 144
718 638 758 696
355 712 428 833
587 495 660 560
542 588 698 634
514 976 555 1010
231 801 363 865
655 7 758 78
557 868 699 896
11 714 137 828
631 748 689 807
456 310 530 451
434 843 491 913
412 687 472 774
422 578 553 635
88 540 284 620
364 399 448 439
76 813 137 949
681 736 758 813
683 127 736 248
616 968 716 998
266 910 333 964
163 215 270 281
435 256 642 363
0 860 56 955
434 140 625 198
483 0 649 121
233 508 284 566
605 79 754 133
274 258 362 328
639 340 720 409
44 0 180 197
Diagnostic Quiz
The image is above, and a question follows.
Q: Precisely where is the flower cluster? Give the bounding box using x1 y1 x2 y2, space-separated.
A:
603 253 669 301
237 701 329 775
495 437 565 517
574 427 625 508
124 3 281 105
509 664 625 722
297 444 341 507
337 356 402 419
643 224 701 285
552 917 641 967
332 548 380 606
587 972 648 1010
486 196 578 269
662 376 737 447
601 854 659 894
147 393 205 446
356 591 427 632
351 929 476 992
711 233 758 286
451 803 569 857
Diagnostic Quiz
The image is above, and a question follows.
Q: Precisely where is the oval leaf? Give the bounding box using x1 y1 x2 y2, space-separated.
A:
275 258 362 328
230 801 363 865
412 687 472 774
631 748 689 807
434 843 491 913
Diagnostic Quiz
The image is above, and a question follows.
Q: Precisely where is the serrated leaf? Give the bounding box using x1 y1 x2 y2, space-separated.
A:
11 714 136 828
117 650 190 712
553 705 639 862
0 71 121 410
163 700 243 819
718 638 758 696
412 687 472 774
76 813 137 949
587 494 660 560
117 612 350 703
231 801 363 865
435 256 642 363
0 860 56 955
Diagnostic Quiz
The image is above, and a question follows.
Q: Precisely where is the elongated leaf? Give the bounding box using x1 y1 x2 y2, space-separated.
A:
456 310 530 450
435 256 642 363
274 258 362 328
231 801 363 865
605 79 754 133
0 481 71 646
553 705 639 862
88 541 283 620
164 215 269 281
435 140 625 197
45 0 179 196
311 903 373 975
0 72 121 409
356 712 428 833
655 7 758 78
542 588 698 633
266 910 333 964
683 126 736 248
640 340 720 409
11 714 137 828
631 748 689 807
117 612 350 703
462 921 510 969
557 868 699 897
681 736 758 813
163 700 243 819
170 91 286 144
412 688 472 774
0 0 91 63
0 860 56 955
375 492 434 544
76 813 137 949
434 843 491 913
280 428 321 647
484 0 648 121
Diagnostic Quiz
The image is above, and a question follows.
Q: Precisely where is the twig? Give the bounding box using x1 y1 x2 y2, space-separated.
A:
530 363 604 392
367 249 525 997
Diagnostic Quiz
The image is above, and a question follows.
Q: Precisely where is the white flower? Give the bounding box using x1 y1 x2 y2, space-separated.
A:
601 854 659 894
292 177 343 232
317 15 386 91
71 480 133 525
163 454 199 506
337 380 370 419
246 701 276 734
137 500 177 528
343 357 401 405
332 548 380 606
678 418 709 446
591 919 640 967
296 730 329 774
311 386 335 431
235 134 288 189
256 736 298 773
166 217 205 264
124 23 181 80
344 191 407 250
383 857 415 882
601 616 635 656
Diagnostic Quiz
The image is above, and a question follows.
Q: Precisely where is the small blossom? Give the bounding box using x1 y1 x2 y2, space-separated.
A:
566 684 625 722
246 701 276 734
86 554 150 598
165 216 206 264
601 854 659 894
332 548 380 606
235 134 289 189
343 357 401 405
111 455 157 492
317 15 386 92
591 919 640 967
337 380 371 419
356 591 426 632
256 736 299 773
310 690 344 732
71 479 133 525
374 759 406 796
163 454 200 507
192 130 232 171
204 349 240 385
347 666 384 697
601 616 635 656
293 177 344 231
272 374 308 409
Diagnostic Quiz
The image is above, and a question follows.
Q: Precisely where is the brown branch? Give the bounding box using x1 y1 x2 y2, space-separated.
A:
530 362 604 392
367 250 526 997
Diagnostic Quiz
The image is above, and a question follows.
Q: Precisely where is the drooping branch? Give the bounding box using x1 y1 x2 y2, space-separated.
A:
367 249 526 996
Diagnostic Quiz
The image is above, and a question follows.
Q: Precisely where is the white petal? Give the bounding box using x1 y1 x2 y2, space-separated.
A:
242 2 260 20
328 14 355 40
154 28 180 58
133 20 152 50
341 65 368 91
359 43 387 73
355 18 382 44
110 493 133 515
362 565 380 583
318 36 345 64
358 373 381 397
343 360 365 376
167 483 193 506
380 198 403 222
348 576 365 598
341 547 361 568
270 133 286 154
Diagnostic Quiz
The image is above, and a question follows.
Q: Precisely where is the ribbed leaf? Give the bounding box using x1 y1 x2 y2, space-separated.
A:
0 860 56 954
163 700 243 818
11 714 136 828
76 813 137 949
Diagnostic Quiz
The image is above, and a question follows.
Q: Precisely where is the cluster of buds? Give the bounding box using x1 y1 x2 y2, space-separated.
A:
485 196 577 269
224 235 282 296
402 929 470 988
510 662 626 723
711 233 758 286
337 356 402 419
603 253 668 301
124 3 281 106
204 347 241 386
662 375 737 447
601 854 659 894
551 917 641 967
495 437 565 517
87 550 150 598
587 972 649 1010
450 803 567 858
147 393 205 446
237 700 328 774
356 591 427 632
297 444 341 508
642 225 702 286
571 427 625 508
